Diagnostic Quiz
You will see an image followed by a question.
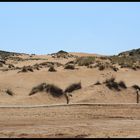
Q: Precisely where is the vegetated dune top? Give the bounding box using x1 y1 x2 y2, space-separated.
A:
69 52 104 57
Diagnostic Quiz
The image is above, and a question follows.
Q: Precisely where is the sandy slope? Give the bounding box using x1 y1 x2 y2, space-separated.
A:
0 52 140 138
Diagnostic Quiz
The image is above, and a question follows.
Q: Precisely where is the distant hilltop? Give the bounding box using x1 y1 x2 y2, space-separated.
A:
0 48 140 59
0 50 28 59
118 48 140 57
51 50 68 55
50 50 76 59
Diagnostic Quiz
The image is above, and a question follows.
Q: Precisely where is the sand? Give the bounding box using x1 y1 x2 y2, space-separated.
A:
0 52 140 138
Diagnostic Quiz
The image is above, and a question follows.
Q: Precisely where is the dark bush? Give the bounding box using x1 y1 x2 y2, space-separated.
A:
27 66 34 72
8 64 15 69
118 81 127 89
29 83 47 96
65 61 75 65
29 83 63 97
18 66 34 73
104 77 127 91
98 65 105 71
132 85 140 90
48 66 56 72
64 82 82 93
112 66 119 72
45 84 63 97
104 77 121 91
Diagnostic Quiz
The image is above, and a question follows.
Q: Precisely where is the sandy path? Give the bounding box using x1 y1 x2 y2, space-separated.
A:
0 104 140 138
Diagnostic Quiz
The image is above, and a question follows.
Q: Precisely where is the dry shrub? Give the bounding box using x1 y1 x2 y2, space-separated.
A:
6 89 14 96
48 66 57 72
29 83 63 97
118 81 127 89
18 66 34 73
29 83 47 96
8 64 15 69
0 63 3 67
98 65 105 70
64 64 75 70
65 61 75 65
33 64 40 70
45 84 63 97
39 62 63 67
64 82 81 93
87 65 93 68
132 85 140 90
29 82 82 98
111 66 119 72
0 59 6 64
104 77 120 91
104 77 127 91
94 81 101 85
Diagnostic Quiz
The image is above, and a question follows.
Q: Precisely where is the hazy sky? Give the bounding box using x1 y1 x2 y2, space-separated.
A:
0 2 140 55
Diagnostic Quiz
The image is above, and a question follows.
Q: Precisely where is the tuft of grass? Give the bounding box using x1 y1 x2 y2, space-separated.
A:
64 82 82 93
6 89 14 96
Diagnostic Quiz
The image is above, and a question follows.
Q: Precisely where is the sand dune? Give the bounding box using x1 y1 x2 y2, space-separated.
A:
0 51 140 137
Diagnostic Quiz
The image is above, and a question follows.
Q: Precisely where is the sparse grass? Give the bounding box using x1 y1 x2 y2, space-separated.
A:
6 89 14 96
75 56 95 66
109 55 140 70
64 64 75 70
24 58 48 61
64 82 81 93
